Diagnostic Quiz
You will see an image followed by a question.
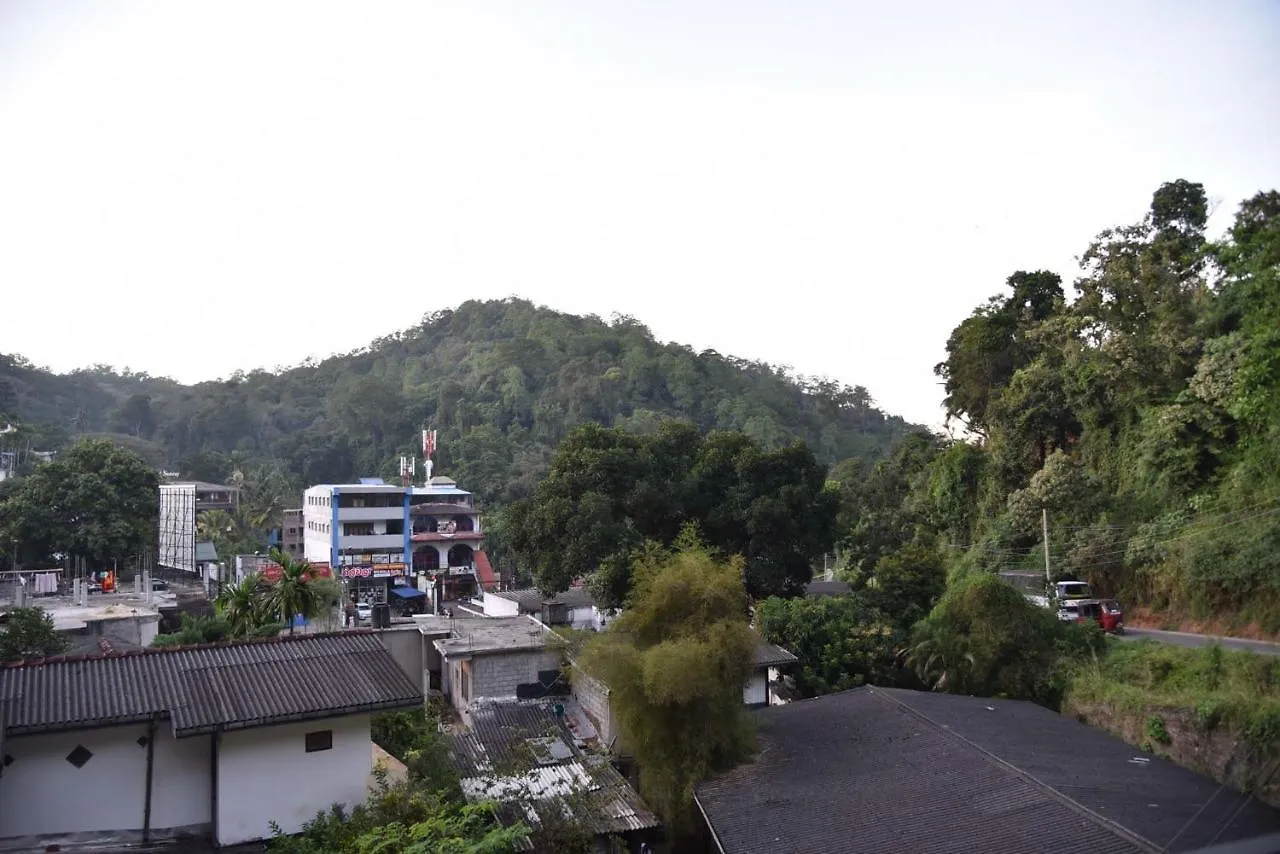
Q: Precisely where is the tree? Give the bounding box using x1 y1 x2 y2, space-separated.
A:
0 607 69 661
0 438 158 567
903 574 1103 708
757 594 912 697
266 547 321 633
111 393 157 438
215 572 271 637
577 532 756 836
507 423 838 605
864 541 947 629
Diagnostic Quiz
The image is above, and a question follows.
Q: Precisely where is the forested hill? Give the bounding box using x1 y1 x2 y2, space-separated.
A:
0 299 915 504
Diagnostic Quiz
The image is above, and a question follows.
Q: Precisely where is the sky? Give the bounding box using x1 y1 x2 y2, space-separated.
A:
0 1 1277 429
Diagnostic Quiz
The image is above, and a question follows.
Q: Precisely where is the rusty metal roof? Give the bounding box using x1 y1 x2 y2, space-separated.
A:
0 632 421 738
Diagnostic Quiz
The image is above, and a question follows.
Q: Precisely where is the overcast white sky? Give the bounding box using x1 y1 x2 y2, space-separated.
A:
0 1 1277 428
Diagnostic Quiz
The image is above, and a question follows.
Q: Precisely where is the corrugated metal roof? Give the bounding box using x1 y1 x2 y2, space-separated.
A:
804 579 852 596
450 701 660 837
0 632 422 738
695 687 1280 854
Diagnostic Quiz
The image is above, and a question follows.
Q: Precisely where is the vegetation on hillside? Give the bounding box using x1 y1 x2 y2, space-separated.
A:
832 181 1280 630
0 299 913 508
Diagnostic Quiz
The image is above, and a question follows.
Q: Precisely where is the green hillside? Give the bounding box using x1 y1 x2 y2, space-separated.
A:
0 299 915 505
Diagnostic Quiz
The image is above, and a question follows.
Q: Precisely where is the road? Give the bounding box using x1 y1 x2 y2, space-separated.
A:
1120 626 1280 657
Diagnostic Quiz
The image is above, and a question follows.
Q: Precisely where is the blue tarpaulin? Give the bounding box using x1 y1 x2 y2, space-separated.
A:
389 585 427 599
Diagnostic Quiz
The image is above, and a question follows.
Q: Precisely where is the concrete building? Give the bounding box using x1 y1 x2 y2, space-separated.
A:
303 475 497 603
0 633 421 850
428 615 566 719
157 480 238 574
281 508 304 560
480 586 611 631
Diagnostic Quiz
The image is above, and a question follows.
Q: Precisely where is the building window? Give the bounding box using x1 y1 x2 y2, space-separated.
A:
305 730 333 753
385 519 404 535
345 523 374 536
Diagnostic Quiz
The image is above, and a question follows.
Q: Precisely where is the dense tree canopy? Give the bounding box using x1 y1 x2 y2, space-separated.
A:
505 421 839 604
0 438 158 568
850 180 1280 629
1 300 914 508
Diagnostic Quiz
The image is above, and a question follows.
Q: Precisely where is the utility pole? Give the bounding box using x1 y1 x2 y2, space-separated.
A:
1042 508 1052 585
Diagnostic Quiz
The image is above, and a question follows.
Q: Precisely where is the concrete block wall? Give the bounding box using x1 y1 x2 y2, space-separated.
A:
472 650 563 702
571 670 619 750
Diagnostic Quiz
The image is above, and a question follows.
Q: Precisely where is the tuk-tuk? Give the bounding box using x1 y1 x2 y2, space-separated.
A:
1057 598 1125 634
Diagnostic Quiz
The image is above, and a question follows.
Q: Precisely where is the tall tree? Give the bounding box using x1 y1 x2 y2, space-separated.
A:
578 533 756 836
266 547 321 633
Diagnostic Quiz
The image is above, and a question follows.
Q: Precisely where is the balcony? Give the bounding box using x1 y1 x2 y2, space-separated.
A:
410 530 484 543
409 502 475 516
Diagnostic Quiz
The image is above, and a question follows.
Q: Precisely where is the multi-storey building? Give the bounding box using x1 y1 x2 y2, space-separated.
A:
157 480 239 573
281 508 304 559
302 475 496 603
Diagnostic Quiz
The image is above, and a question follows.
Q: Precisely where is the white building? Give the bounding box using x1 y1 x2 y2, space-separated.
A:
0 633 421 849
480 587 610 631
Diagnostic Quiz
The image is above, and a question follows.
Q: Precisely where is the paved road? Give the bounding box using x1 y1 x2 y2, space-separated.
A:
1120 626 1280 657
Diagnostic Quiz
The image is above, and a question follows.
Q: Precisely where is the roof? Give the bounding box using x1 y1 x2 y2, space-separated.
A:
752 639 798 669
161 481 238 492
695 686 1280 854
449 701 660 838
195 541 218 562
433 616 560 657
0 632 421 739
489 586 596 612
803 579 852 597
474 550 499 591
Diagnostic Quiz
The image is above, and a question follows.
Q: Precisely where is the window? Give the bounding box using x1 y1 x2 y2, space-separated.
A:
305 730 333 753
345 523 375 536
385 519 404 535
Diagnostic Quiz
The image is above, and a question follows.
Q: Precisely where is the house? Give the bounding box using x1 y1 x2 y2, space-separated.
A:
430 615 567 718
694 686 1280 854
745 641 797 707
803 579 851 597
482 587 610 631
0 632 422 850
449 700 660 852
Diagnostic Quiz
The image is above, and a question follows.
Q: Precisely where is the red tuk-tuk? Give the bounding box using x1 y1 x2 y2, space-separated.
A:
1057 598 1125 634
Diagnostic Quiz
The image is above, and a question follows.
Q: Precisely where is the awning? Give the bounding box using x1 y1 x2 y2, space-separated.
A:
389 586 427 600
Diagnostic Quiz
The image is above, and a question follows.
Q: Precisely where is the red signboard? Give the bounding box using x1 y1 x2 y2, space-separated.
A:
260 561 333 583
339 563 407 579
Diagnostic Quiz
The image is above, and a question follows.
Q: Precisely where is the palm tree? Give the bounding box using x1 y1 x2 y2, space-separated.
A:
900 628 975 693
215 572 268 637
266 547 319 634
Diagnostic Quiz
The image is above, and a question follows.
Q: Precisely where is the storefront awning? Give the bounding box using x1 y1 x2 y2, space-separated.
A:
389 585 427 599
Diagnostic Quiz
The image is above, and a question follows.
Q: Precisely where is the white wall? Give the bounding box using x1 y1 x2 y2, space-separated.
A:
743 672 768 706
216 714 371 847
0 724 211 841
482 593 519 618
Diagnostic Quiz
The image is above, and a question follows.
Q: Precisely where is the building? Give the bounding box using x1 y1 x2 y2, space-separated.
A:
745 640 797 707
694 686 1280 854
156 480 238 574
449 700 660 851
803 579 852 597
281 508 304 560
481 586 611 631
0 632 421 849
303 475 497 605
429 615 566 719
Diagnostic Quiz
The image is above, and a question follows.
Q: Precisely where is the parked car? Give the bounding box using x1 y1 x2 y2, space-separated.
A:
1058 598 1125 634
356 602 372 623
151 579 169 592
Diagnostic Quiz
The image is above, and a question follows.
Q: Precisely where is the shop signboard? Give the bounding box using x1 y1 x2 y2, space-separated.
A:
339 562 407 579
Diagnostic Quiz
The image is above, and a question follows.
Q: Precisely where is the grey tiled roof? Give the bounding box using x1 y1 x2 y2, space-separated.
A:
696 686 1280 854
0 632 421 738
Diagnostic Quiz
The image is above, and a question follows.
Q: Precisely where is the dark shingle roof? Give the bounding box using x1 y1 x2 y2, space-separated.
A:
696 686 1280 854
0 632 421 738
753 640 798 669
804 579 852 597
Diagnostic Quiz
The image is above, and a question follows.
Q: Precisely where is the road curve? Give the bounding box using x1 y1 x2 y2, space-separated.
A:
1119 626 1280 657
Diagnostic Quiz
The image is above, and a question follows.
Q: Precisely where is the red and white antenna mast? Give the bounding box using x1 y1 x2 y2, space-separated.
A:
422 427 437 484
